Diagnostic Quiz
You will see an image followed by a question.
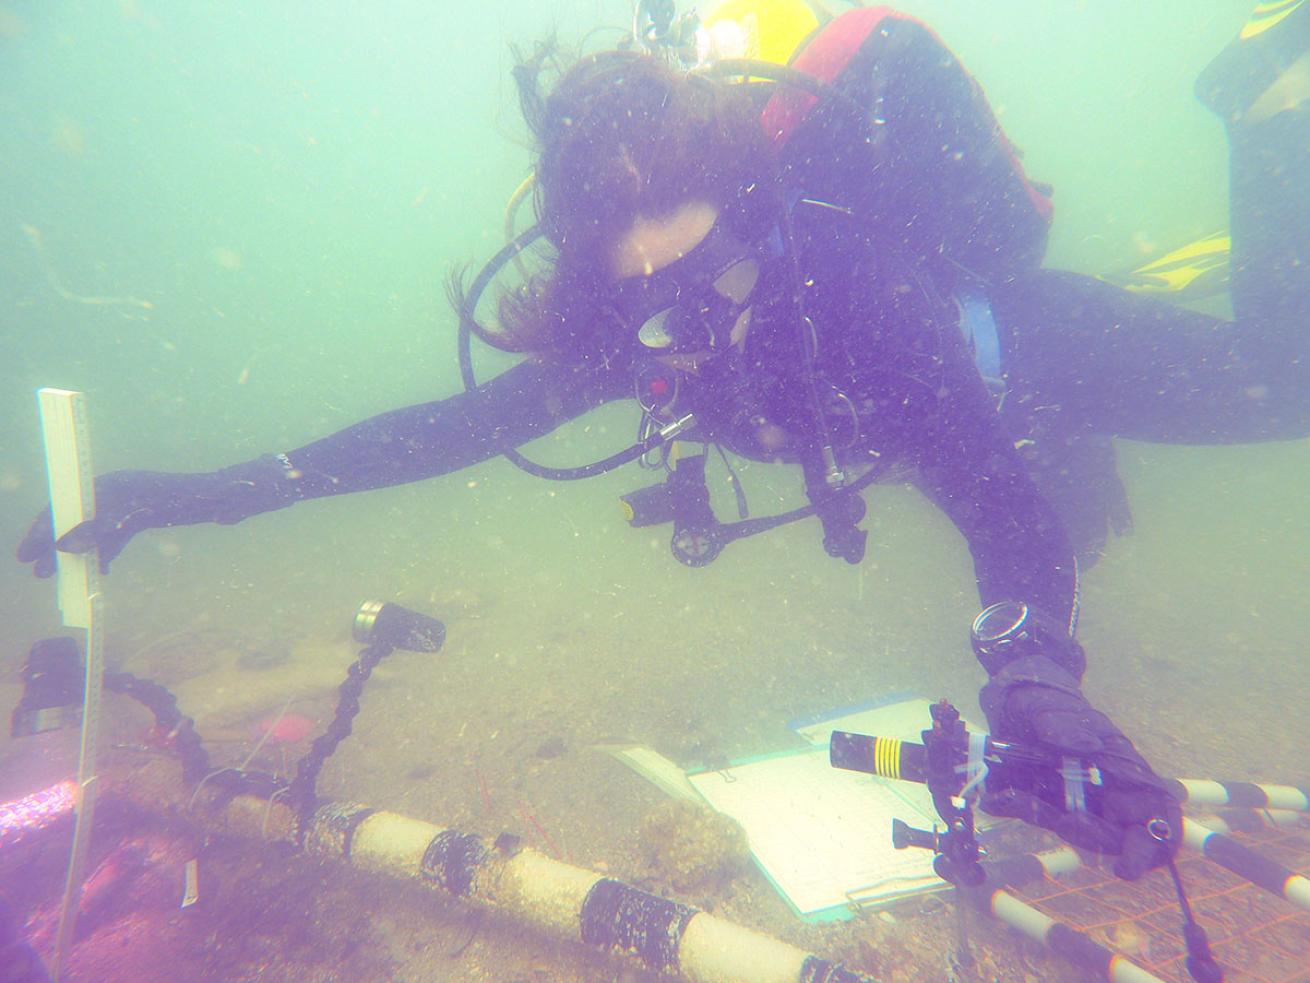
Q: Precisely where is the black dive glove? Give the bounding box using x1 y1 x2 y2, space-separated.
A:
16 456 299 576
973 603 1182 880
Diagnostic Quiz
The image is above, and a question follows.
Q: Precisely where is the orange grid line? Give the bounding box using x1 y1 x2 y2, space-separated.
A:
1005 827 1310 983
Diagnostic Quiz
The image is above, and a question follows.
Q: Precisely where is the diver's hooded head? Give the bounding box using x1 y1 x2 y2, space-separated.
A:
492 49 777 359
532 50 774 261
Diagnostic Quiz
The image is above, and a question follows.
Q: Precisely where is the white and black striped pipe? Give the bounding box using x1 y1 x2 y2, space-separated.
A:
1195 807 1308 835
961 864 1167 983
977 845 1082 888
315 805 1169 983
282 799 878 983
1182 816 1310 914
1170 778 1310 813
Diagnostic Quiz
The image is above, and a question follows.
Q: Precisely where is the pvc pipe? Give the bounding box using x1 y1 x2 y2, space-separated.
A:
193 776 1176 983
979 845 1081 887
1194 808 1308 835
1182 816 1310 914
128 771 879 983
965 875 1167 983
1170 778 1310 813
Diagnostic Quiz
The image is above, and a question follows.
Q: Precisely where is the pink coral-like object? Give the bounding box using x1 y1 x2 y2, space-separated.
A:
0 779 78 852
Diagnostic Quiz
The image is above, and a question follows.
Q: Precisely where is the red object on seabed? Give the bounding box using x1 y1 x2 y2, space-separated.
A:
254 713 316 744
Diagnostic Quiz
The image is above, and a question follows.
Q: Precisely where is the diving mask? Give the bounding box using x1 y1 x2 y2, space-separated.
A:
613 221 765 355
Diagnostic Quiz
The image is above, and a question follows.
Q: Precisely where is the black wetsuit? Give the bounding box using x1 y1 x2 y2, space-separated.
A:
274 15 1310 630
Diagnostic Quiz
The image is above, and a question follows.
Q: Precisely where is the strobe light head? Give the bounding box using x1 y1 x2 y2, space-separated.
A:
352 601 446 653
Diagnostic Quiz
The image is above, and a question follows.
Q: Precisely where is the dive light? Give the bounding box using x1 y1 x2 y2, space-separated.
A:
352 601 446 653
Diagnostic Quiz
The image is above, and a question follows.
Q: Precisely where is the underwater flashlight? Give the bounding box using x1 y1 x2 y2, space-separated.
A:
352 601 446 653
10 637 84 738
619 481 678 528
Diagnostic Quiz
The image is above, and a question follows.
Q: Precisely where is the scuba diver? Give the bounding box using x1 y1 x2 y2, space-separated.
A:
16 1 1310 881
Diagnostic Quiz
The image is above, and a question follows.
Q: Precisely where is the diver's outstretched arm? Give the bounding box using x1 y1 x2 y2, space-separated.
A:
16 357 626 575
276 355 625 495
908 315 1080 630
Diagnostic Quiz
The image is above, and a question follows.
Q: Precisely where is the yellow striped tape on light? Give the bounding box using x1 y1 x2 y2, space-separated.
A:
874 736 901 781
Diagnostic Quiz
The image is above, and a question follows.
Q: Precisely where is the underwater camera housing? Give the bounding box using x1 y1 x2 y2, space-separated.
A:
10 636 84 738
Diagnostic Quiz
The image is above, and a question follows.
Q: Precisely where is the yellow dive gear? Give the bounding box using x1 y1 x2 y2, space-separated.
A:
696 0 823 67
1242 0 1307 40
1104 231 1231 302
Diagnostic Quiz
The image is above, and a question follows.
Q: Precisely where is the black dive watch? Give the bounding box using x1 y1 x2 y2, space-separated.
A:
970 600 1085 679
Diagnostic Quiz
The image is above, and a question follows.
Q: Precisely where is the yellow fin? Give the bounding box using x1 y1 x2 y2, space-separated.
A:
1241 0 1306 40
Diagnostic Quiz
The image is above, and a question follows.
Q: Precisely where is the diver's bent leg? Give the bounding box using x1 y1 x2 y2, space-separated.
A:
1197 1 1310 124
992 269 1310 444
1199 4 1310 326
1228 107 1310 328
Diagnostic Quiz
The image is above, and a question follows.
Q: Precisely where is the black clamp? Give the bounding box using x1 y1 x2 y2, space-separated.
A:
892 701 986 887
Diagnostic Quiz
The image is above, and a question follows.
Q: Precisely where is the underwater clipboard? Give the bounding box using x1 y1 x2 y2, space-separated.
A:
608 697 996 921
689 746 945 920
692 697 992 921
